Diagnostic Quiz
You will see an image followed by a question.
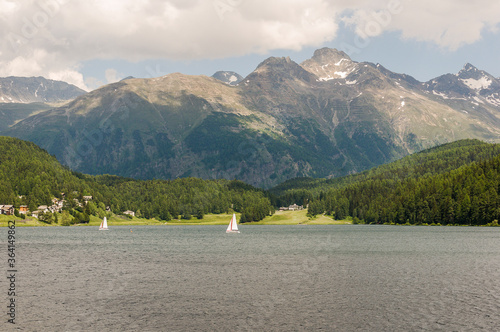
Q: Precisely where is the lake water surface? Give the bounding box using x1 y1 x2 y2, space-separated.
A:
4 225 500 331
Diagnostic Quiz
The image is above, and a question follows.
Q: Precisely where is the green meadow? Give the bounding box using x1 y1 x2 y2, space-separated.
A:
0 210 351 227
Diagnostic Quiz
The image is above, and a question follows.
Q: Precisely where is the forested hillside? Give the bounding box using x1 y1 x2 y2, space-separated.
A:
273 140 500 196
0 136 273 223
302 140 500 225
2 136 499 226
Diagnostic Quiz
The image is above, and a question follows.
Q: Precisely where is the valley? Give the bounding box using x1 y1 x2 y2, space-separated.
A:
1 48 500 227
1 136 499 227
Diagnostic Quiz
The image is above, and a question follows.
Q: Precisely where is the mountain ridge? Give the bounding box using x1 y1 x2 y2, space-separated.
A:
5 48 500 188
0 76 86 104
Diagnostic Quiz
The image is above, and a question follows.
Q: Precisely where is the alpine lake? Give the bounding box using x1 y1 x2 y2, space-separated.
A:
4 224 500 331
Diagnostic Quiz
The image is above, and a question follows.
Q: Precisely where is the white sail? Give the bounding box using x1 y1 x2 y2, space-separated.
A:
99 217 109 230
226 214 234 232
226 214 239 233
231 215 238 231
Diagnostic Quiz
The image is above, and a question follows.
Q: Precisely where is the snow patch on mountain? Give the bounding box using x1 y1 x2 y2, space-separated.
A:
318 76 334 82
473 96 484 104
211 71 243 86
228 75 238 84
461 77 492 90
432 91 449 99
486 93 500 106
335 58 348 66
334 71 348 78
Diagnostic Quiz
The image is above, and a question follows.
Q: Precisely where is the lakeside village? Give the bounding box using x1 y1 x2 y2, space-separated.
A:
1 196 306 224
0 193 135 222
0 196 307 223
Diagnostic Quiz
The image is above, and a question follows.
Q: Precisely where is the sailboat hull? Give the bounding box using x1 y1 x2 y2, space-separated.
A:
226 230 240 233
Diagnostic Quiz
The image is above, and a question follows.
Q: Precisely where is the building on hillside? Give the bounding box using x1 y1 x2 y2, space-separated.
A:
37 205 49 213
288 204 303 211
0 205 14 215
48 198 64 213
123 210 135 217
73 199 83 207
19 205 28 214
279 204 304 211
83 196 93 202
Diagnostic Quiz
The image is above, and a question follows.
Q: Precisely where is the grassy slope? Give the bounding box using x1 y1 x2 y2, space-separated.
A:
0 102 52 133
0 214 54 227
164 210 350 225
250 210 350 225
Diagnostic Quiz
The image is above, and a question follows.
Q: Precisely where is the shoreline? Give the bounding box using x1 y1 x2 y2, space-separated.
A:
2 211 498 227
0 210 351 227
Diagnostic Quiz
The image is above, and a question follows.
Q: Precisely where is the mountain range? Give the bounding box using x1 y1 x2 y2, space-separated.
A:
3 48 500 188
0 76 86 103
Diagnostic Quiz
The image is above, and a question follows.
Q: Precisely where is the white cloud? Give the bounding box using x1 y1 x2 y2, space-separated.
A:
0 0 498 87
0 0 340 58
0 48 89 90
342 0 500 51
48 70 87 91
105 68 121 84
84 76 106 91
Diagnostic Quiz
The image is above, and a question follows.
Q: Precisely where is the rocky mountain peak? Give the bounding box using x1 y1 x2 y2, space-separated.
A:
212 71 244 86
120 76 135 81
456 63 496 91
248 56 317 84
311 47 352 64
255 56 295 70
423 63 500 106
300 47 357 81
461 63 478 72
457 63 482 79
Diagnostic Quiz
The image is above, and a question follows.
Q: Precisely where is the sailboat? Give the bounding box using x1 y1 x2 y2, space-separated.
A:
226 213 240 233
99 217 109 230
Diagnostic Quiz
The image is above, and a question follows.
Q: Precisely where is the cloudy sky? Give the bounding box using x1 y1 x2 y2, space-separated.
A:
1 0 499 91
